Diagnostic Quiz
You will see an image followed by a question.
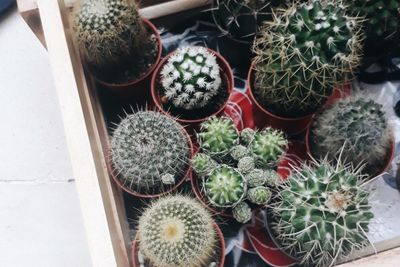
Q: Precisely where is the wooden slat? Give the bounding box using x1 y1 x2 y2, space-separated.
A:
340 247 400 266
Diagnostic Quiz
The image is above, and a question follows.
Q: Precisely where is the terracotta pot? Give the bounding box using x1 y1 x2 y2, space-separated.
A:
107 123 194 198
92 19 162 107
131 223 225 267
305 122 395 179
151 47 234 134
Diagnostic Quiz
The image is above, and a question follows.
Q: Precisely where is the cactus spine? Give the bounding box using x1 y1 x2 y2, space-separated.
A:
110 111 190 193
138 196 217 267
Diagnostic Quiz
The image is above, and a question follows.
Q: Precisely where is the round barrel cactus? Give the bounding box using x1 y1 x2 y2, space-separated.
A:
253 0 364 117
232 202 252 223
138 195 217 267
160 46 222 110
192 153 218 178
110 111 190 193
247 186 271 205
270 159 374 267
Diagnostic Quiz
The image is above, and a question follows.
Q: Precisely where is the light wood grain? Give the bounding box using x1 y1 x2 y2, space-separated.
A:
340 247 400 266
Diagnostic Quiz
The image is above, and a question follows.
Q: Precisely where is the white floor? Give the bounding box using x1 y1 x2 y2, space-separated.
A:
0 7 91 267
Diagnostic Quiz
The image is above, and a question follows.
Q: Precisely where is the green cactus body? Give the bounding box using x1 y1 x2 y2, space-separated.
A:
240 128 256 145
110 111 190 193
192 153 218 178
232 202 252 223
253 0 364 116
270 159 373 267
198 116 239 157
250 128 288 168
230 145 249 161
311 97 391 174
246 169 267 187
138 196 216 267
205 165 246 207
73 0 144 68
237 156 255 174
247 186 271 205
160 46 222 110
264 169 281 187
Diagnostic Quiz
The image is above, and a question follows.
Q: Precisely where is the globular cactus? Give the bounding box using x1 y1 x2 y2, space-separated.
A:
253 0 364 116
250 128 288 168
232 202 252 223
269 159 374 267
213 0 286 41
240 127 256 145
204 165 246 207
192 153 218 178
311 97 391 175
264 169 281 187
110 111 190 193
138 195 217 267
237 156 255 174
198 116 239 157
73 0 144 69
246 169 267 187
230 145 249 161
160 46 222 110
247 186 271 205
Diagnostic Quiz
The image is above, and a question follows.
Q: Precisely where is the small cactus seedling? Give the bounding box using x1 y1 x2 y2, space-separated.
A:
311 97 391 175
253 0 364 116
237 156 255 174
230 145 249 161
264 169 281 187
246 169 267 187
192 153 218 178
232 202 252 223
198 116 239 157
204 165 246 207
110 111 190 193
269 159 374 267
138 195 217 267
247 186 271 205
160 46 222 110
250 128 288 168
240 127 256 145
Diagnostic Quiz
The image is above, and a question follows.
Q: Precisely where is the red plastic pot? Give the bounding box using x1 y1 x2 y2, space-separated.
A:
131 223 225 267
92 19 162 107
151 47 234 133
107 123 194 198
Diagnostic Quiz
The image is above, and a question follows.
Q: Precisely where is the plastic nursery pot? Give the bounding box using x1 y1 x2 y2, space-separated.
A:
151 47 234 133
106 124 194 199
305 122 396 179
131 223 226 267
92 19 162 106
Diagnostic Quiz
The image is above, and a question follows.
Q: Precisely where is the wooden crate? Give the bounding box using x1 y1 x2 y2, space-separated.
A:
16 1 400 266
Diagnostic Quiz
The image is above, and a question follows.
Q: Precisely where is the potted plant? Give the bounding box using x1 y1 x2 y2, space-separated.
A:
132 195 225 267
108 110 193 198
267 158 375 267
72 0 162 103
248 0 364 134
306 96 395 178
151 46 234 131
192 116 287 223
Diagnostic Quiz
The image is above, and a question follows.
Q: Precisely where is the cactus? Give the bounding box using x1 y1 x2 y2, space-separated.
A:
270 159 374 267
232 202 252 223
240 127 256 145
247 186 271 205
204 165 246 207
311 97 391 175
192 153 218 178
213 0 286 41
250 128 288 168
73 0 145 70
110 111 190 193
264 169 281 187
230 145 249 161
138 195 217 267
237 156 255 174
198 116 239 157
246 169 266 187
252 0 364 117
160 46 222 110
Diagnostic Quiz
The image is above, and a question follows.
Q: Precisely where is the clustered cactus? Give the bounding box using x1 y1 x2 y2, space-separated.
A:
269 159 374 267
138 196 217 267
252 0 364 117
212 0 286 40
160 46 223 110
193 116 287 223
110 111 190 194
73 0 145 70
310 97 392 176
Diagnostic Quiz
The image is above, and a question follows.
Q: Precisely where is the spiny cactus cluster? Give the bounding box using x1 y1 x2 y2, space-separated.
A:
138 195 217 267
193 116 287 223
73 0 144 68
160 46 223 110
269 159 374 267
110 111 190 194
213 0 286 40
253 0 364 117
311 97 391 176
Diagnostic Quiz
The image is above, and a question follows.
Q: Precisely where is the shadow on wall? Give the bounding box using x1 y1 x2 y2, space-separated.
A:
0 0 15 15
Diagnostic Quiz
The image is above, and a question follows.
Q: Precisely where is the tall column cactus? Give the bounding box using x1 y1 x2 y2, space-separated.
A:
252 0 364 117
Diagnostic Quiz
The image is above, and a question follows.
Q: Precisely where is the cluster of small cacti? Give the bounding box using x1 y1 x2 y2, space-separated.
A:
138 195 217 267
193 116 287 223
252 0 364 117
310 97 392 176
110 111 190 194
160 46 223 110
270 159 374 267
